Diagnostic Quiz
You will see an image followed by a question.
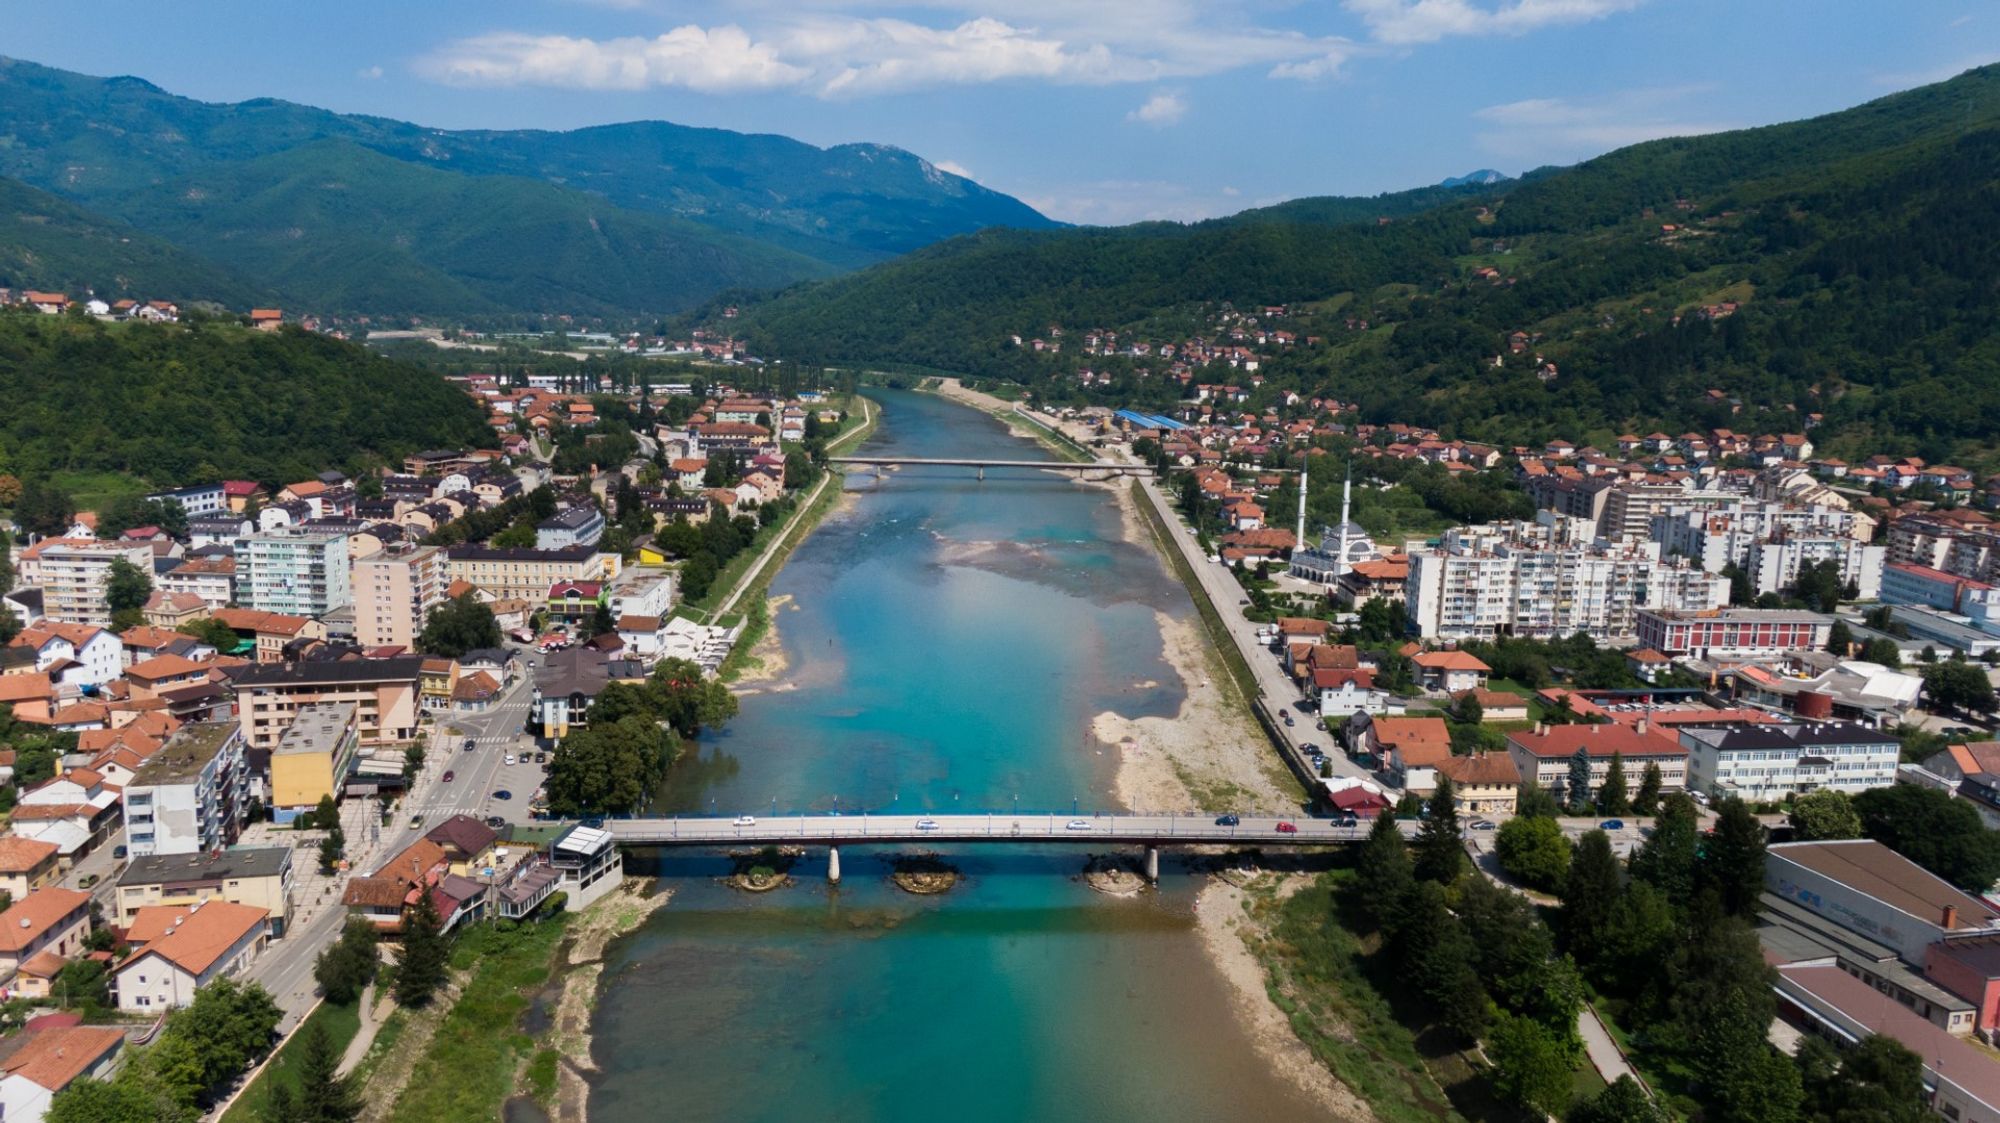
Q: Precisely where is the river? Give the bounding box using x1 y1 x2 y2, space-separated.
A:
587 389 1326 1122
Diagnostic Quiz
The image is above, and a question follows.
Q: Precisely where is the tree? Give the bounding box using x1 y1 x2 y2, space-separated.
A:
1413 775 1464 884
13 480 75 539
1354 810 1413 929
264 1083 298 1123
313 918 379 1005
318 827 345 875
1596 752 1630 815
402 740 425 786
1630 792 1700 907
1485 1013 1573 1116
292 1018 363 1123
416 594 502 658
1700 798 1768 918
1495 815 1570 892
492 520 537 548
1824 619 1855 656
1855 784 2000 891
1631 760 1663 816
105 557 152 629
1797 1034 1929 1123
46 1077 177 1123
394 889 448 1008
1453 691 1483 726
588 601 616 638
1560 830 1621 964
1789 789 1862 840
1564 747 1593 813
1792 558 1846 613
1595 879 1679 992
544 715 676 816
1922 659 1996 716
313 794 340 831
179 616 242 653
164 978 282 1103
646 658 738 737
1398 881 1489 1042
1665 911 1800 1123
1859 637 1903 667
1515 779 1561 819
1569 1075 1669 1123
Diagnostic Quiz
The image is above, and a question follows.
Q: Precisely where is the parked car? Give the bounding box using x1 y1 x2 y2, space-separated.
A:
113 845 128 860
493 789 513 801
1274 821 1298 833
78 874 98 889
1064 819 1093 831
1214 813 1240 826
1599 819 1625 831
1471 819 1498 831
536 752 549 763
504 754 517 766
484 815 507 829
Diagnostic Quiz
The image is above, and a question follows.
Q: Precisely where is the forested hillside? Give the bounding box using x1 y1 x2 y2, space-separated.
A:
719 64 2000 466
0 176 264 307
0 309 492 485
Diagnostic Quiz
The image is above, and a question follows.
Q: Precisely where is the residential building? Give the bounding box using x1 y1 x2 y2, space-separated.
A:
1313 668 1390 717
122 722 249 857
238 529 351 617
115 847 294 935
35 540 154 626
0 889 91 984
267 702 358 826
1435 752 1519 815
352 543 447 651
233 657 422 751
157 555 236 611
549 823 623 911
1505 721 1689 803
445 544 613 602
536 505 606 549
532 646 645 737
1405 518 1729 643
1347 714 1450 792
114 900 270 1011
209 607 320 663
606 568 676 621
0 837 59 900
11 622 122 687
1678 721 1900 801
1635 608 1833 661
0 1024 126 1123
343 838 451 934
1744 536 1885 602
1409 649 1490 693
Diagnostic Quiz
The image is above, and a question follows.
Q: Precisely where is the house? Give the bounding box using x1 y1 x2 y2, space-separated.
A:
425 814 503 877
1349 714 1451 791
1435 752 1520 815
141 590 207 629
343 838 454 934
248 308 283 332
451 670 502 712
1410 649 1491 694
0 889 92 986
0 1023 126 1123
0 838 61 901
616 616 667 663
114 900 270 1011
1321 777 1393 819
1452 689 1530 723
1313 668 1389 717
115 847 294 935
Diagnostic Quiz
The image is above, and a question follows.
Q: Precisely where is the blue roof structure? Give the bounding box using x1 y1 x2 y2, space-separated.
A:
1114 408 1187 432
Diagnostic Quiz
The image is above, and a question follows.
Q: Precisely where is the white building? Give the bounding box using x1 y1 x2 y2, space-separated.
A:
1745 536 1885 601
238 528 351 618
12 622 123 687
122 723 249 857
536 505 605 550
606 568 676 621
352 543 447 650
35 540 154 626
1405 516 1729 643
113 900 269 1012
1678 721 1900 802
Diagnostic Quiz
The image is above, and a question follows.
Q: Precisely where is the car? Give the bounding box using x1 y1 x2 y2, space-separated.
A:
1275 821 1298 833
441 770 456 783
1283 713 1294 726
78 874 98 889
733 815 757 827
536 752 548 763
1332 814 1358 827
915 818 941 831
484 815 507 829
1471 819 1498 831
113 845 128 860
1215 813 1241 826
1064 819 1093 831
409 814 424 827
1599 819 1625 831
493 789 514 801
1690 791 1710 806
1298 742 1318 754
463 738 476 752
504 754 516 766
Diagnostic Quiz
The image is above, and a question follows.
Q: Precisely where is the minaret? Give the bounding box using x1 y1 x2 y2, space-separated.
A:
1336 464 1354 579
1295 461 1309 547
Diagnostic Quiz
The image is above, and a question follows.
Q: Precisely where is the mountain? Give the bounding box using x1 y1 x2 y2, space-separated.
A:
1440 169 1508 188
0 175 265 307
0 310 493 486
717 64 2000 467
1218 177 1514 228
0 56 1054 316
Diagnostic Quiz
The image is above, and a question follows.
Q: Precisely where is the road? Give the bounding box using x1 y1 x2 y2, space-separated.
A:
610 811 1390 846
1133 474 1388 794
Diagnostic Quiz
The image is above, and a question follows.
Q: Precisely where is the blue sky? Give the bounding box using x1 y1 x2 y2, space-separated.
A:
8 2 1998 224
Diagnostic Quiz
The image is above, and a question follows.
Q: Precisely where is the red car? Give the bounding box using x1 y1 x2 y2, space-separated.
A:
441 770 456 783
1275 821 1298 833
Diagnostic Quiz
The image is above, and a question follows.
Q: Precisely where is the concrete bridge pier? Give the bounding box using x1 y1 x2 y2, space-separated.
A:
828 846 842 884
1143 846 1160 884
977 465 985 481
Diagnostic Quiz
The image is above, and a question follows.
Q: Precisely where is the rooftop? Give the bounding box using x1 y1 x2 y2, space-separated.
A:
1507 723 1687 759
1770 839 2000 931
118 847 292 889
0 888 89 953
0 1024 124 1092
130 722 239 786
123 900 267 976
233 656 424 688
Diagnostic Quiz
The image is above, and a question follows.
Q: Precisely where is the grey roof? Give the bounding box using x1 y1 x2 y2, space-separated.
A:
118 846 291 888
537 506 602 531
1682 722 1898 751
447 543 599 563
233 656 424 687
131 723 239 786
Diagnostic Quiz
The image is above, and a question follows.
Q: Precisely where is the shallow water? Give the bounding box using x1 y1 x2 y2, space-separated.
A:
589 390 1325 1122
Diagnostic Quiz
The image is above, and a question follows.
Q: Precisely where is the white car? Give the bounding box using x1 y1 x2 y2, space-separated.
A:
732 815 757 827
504 755 516 766
915 818 941 831
1064 819 1093 832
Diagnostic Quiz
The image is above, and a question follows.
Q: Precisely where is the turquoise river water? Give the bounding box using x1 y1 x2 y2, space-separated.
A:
588 390 1326 1122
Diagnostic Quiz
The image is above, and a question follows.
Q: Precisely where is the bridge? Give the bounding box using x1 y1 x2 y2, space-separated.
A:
829 456 1156 480
607 812 1378 882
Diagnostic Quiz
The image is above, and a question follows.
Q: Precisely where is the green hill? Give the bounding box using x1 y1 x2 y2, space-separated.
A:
0 56 1055 313
720 64 2000 466
0 176 264 307
0 309 493 485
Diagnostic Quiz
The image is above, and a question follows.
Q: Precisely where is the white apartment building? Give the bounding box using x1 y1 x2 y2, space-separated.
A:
1650 499 1868 575
1745 536 1886 601
123 723 249 858
606 567 676 621
353 543 447 650
238 528 351 618
36 540 154 625
1678 722 1900 802
1887 514 2000 585
1405 516 1729 643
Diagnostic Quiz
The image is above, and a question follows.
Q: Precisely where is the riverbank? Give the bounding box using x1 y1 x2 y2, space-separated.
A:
542 880 676 1123
931 377 1094 462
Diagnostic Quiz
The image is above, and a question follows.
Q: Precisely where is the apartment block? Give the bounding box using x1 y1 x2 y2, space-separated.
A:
238 528 351 618
233 657 423 751
353 543 447 650
445 544 614 601
1679 721 1899 801
36 540 154 625
268 702 359 824
115 847 294 935
123 722 249 857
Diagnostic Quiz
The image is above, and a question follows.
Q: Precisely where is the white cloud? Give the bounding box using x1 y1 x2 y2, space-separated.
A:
357 65 384 80
1345 0 1644 45
420 7 1356 98
1127 90 1186 126
1472 91 1733 162
1023 178 1279 224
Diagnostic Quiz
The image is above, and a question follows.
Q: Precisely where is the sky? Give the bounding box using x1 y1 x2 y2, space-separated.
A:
7 1 1999 225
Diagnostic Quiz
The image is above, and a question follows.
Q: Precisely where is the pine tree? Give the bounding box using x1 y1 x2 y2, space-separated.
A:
1560 830 1622 969
394 890 448 1008
1354 811 1414 931
1597 752 1630 815
1700 797 1768 918
294 1019 362 1123
1631 761 1664 816
1414 775 1465 884
1565 746 1593 813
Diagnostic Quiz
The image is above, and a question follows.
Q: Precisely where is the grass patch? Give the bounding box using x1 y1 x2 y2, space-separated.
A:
1130 480 1260 706
220 1000 362 1123
525 1047 560 1106
385 917 572 1123
1485 678 1539 699
50 469 150 513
